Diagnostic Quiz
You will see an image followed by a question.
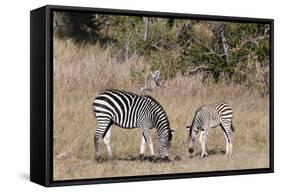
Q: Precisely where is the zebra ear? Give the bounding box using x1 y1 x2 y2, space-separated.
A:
186 126 191 132
171 129 174 135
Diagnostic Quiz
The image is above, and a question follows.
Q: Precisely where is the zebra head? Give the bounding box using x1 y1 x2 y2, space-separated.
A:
158 129 174 159
186 125 199 154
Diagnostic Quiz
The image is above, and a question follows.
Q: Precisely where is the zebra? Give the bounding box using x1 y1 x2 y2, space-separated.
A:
92 89 174 161
186 102 234 158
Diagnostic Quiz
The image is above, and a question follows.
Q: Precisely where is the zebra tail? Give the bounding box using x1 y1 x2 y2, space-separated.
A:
231 123 235 132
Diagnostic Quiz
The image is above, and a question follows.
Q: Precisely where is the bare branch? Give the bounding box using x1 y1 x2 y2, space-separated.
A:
191 36 217 55
237 27 269 50
150 43 162 50
175 21 191 38
143 17 151 41
187 66 212 76
220 27 229 58
141 70 164 92
203 52 227 57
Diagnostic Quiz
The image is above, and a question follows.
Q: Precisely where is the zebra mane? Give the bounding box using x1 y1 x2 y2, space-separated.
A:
143 95 164 111
189 106 203 136
143 95 159 104
104 89 139 96
143 95 171 130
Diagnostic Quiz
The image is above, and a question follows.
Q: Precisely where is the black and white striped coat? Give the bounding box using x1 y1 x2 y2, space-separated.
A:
186 102 234 158
92 89 173 160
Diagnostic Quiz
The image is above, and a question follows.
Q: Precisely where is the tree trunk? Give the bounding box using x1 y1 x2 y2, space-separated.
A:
143 17 150 41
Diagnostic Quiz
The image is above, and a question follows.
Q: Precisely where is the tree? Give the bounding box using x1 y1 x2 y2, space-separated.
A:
53 11 107 43
178 21 270 94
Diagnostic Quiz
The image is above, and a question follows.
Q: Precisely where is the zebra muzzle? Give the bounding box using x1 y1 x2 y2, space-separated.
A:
188 148 194 153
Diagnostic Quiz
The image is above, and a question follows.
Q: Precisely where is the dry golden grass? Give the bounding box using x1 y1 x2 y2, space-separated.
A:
53 39 270 180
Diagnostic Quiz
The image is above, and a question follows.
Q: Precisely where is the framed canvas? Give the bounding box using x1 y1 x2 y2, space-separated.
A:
30 5 274 187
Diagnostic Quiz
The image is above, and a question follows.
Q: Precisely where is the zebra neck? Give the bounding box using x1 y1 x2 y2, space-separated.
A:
147 98 170 136
155 116 170 137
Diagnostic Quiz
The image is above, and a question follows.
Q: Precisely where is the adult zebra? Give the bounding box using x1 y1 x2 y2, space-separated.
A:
186 102 234 158
92 89 174 161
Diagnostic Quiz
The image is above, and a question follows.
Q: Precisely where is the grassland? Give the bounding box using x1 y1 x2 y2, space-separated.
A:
53 39 270 180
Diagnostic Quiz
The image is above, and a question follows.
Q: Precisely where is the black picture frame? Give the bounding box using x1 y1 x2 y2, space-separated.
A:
30 5 274 187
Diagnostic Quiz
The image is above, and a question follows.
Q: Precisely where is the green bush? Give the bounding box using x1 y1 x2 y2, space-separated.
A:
53 12 270 95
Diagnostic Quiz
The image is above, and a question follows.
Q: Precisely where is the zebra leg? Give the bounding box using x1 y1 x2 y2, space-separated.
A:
94 135 102 161
142 129 155 159
94 118 112 161
139 133 146 160
227 130 233 156
148 137 155 158
203 131 208 156
221 122 233 156
103 127 113 159
199 130 208 158
229 141 233 155
222 131 229 155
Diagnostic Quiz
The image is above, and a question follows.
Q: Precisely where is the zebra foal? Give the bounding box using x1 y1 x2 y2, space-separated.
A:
186 102 234 158
92 89 174 161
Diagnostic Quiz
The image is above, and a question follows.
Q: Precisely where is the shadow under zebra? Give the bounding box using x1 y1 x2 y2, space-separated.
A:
190 148 226 159
95 155 172 163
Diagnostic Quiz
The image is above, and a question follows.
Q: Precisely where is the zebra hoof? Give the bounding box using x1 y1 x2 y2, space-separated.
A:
148 155 157 162
96 158 103 163
95 156 100 161
225 153 231 157
160 156 171 162
174 155 182 161
138 154 145 161
200 153 208 159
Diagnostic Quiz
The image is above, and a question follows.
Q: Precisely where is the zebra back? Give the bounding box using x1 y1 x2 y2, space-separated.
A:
93 89 172 138
188 102 233 133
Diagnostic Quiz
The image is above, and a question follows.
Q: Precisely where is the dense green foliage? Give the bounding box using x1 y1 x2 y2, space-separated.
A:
54 12 270 95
